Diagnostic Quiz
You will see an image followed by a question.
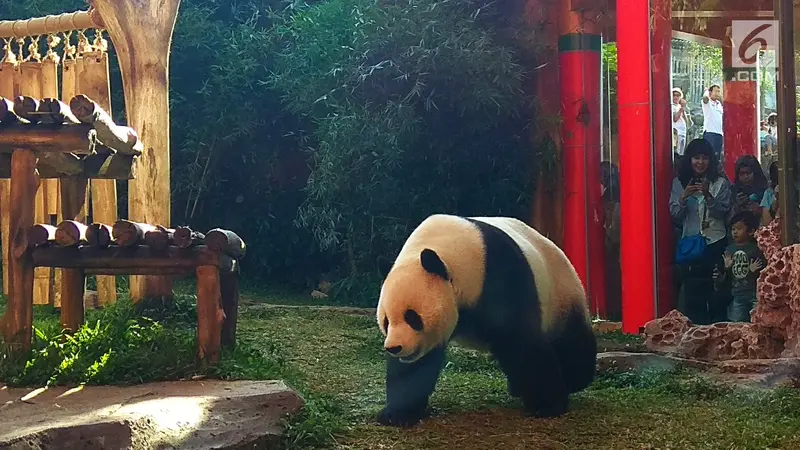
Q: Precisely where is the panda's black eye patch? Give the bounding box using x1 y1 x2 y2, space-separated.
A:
405 309 424 332
383 316 389 332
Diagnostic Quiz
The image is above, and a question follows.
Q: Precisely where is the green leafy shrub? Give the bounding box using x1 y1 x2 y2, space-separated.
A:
269 0 539 304
0 295 285 387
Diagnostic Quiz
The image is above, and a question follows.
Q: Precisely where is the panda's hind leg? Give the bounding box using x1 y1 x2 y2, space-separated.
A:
492 335 569 418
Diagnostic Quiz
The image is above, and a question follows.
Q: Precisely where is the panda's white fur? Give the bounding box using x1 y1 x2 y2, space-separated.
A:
375 214 596 427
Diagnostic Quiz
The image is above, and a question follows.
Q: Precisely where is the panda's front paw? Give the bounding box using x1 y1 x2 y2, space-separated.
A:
376 404 428 427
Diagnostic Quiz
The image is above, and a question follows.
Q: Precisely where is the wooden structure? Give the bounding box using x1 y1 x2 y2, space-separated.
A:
0 1 179 305
0 94 138 349
21 220 242 362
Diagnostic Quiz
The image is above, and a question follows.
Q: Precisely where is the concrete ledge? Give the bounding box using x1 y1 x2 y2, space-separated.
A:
0 380 303 450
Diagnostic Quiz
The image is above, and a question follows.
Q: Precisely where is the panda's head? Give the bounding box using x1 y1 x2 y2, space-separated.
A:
376 248 458 363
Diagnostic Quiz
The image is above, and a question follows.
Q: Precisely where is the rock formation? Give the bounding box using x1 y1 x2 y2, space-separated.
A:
643 218 800 362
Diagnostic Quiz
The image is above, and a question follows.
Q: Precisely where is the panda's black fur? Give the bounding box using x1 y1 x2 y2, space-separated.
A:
376 216 597 428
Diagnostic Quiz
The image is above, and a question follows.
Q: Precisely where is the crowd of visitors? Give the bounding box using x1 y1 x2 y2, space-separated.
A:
601 137 781 325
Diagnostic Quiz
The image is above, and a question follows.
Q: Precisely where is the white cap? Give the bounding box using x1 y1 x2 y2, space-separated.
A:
671 87 683 96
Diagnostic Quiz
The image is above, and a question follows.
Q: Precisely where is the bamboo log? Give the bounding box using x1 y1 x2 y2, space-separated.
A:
55 220 89 247
29 224 57 247
0 124 93 153
204 229 246 258
86 222 114 248
196 265 223 364
69 94 143 155
37 98 81 125
13 96 40 124
0 10 104 39
0 97 24 125
112 220 156 247
144 226 174 251
1 149 39 351
92 0 180 302
173 226 205 249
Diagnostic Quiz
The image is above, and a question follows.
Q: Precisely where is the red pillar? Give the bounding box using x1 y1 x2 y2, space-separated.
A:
618 0 657 333
559 13 607 318
651 0 675 316
722 34 759 178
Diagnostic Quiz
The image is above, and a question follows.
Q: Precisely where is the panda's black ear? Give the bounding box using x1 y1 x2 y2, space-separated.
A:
377 256 394 278
420 248 449 280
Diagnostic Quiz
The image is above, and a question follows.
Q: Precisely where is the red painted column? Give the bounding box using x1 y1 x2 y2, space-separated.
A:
559 28 607 318
618 0 657 333
651 0 675 316
722 36 758 178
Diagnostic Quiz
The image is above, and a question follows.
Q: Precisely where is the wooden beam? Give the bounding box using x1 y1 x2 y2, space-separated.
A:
0 124 92 153
0 10 104 39
31 245 227 270
0 151 136 180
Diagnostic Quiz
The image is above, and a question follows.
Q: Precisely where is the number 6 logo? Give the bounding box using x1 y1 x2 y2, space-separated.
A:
732 20 779 68
739 24 771 65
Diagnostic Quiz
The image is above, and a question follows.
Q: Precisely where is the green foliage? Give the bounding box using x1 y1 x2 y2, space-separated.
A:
1 0 543 304
601 42 618 142
0 295 285 387
268 0 537 303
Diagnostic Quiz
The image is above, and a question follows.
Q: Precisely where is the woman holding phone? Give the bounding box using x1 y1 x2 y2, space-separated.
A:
669 138 733 324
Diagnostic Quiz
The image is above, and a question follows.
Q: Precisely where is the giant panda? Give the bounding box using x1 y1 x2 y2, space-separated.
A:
375 214 596 427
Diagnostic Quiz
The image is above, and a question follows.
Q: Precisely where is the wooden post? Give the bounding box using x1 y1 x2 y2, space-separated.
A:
18 61 55 307
68 45 118 305
220 267 239 349
90 0 181 302
0 58 15 296
2 149 39 351
196 265 223 364
59 176 88 333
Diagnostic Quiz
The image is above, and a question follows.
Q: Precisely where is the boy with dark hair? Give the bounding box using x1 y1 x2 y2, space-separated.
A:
718 210 765 322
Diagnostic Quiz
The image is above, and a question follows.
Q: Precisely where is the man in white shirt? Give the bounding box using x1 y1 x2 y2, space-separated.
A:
701 84 724 161
671 87 689 156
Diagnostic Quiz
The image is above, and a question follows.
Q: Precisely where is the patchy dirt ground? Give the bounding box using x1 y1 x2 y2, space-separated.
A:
239 304 800 450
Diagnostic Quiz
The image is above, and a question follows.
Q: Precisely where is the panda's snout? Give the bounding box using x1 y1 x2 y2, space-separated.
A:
385 345 403 355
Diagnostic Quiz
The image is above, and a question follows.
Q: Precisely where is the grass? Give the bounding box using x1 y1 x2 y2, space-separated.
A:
4 286 800 449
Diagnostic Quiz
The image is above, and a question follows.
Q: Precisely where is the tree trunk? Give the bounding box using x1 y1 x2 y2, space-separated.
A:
89 0 181 301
